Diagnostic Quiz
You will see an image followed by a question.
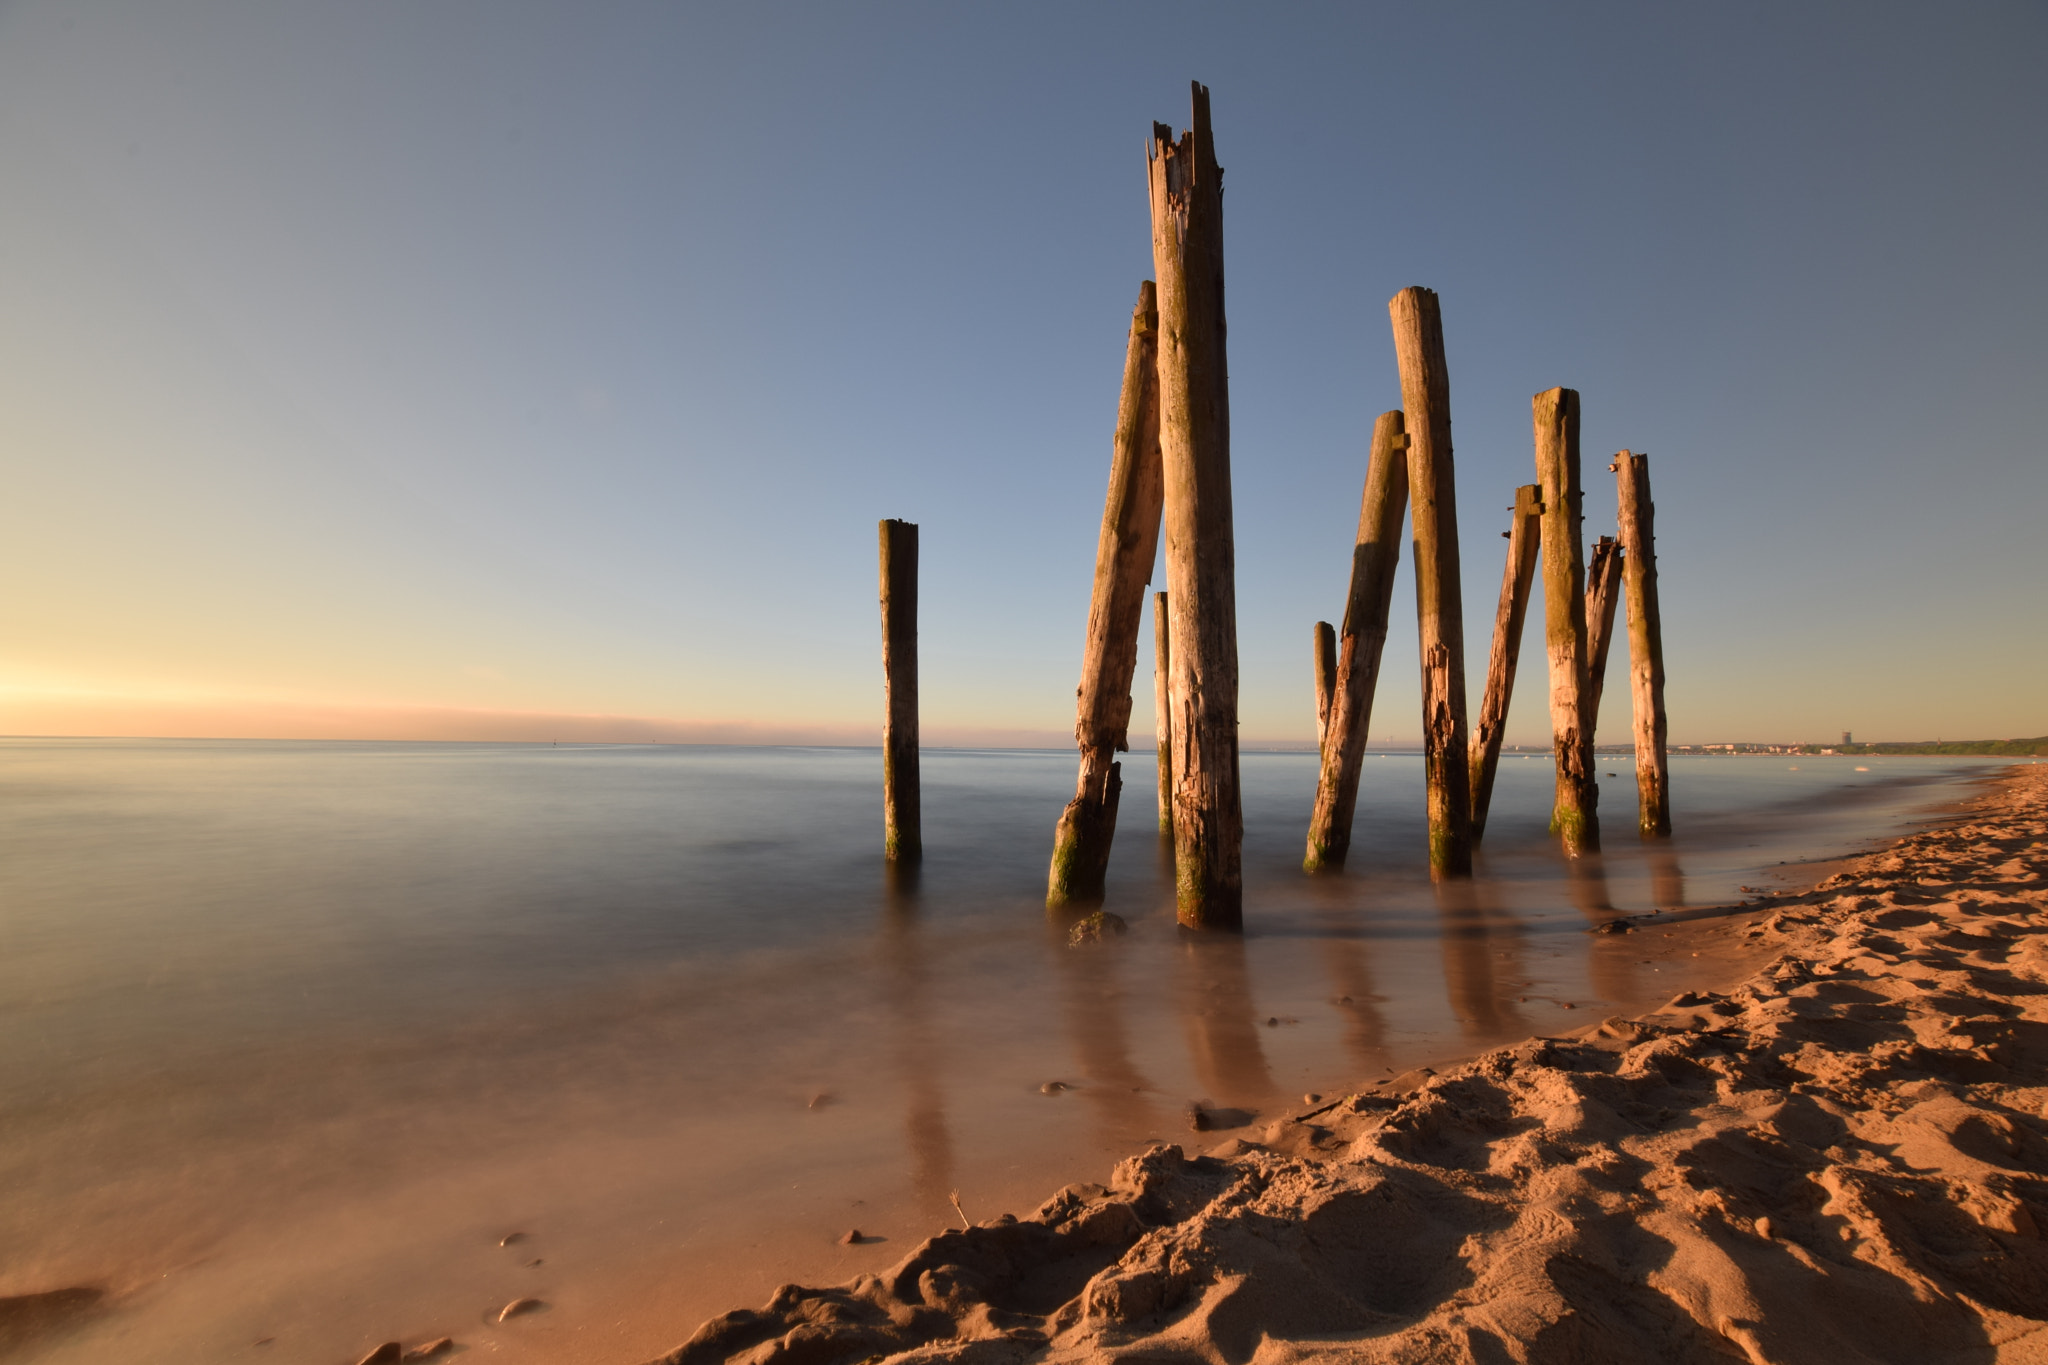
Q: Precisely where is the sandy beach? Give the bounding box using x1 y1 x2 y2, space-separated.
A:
642 762 2048 1365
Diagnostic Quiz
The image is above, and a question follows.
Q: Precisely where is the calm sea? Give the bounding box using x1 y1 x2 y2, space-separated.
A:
0 739 2009 1363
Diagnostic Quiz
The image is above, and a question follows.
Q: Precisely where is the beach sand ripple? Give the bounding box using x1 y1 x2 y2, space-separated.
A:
646 765 2048 1365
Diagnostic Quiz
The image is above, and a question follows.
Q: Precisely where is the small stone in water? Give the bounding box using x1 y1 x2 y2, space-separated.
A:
498 1232 527 1247
402 1341 455 1362
497 1298 544 1322
1040 1080 1069 1094
840 1229 864 1245
1303 1093 1323 1105
354 1345 401 1365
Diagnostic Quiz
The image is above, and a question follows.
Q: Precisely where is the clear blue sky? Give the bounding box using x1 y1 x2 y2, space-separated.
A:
1 1 2041 745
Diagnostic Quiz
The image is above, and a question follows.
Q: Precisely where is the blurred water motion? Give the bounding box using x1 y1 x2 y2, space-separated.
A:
0 740 1997 1364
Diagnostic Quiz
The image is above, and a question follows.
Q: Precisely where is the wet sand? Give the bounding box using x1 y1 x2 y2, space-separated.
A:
645 763 2048 1364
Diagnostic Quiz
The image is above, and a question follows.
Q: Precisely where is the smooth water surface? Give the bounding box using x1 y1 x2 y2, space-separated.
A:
0 740 2009 1363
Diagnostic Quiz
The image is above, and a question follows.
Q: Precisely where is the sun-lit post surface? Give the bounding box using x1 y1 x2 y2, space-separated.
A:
1469 483 1543 841
1148 83 1242 930
1534 388 1598 854
1391 288 1472 878
1312 621 1337 748
1302 411 1409 872
879 518 920 862
1615 450 1672 836
1047 282 1166 909
1152 591 1173 835
1582 534 1625 729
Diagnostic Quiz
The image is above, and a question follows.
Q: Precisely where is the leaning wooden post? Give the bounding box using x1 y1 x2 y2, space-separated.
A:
1534 389 1598 854
879 518 921 862
1152 591 1173 834
1302 411 1408 872
1582 534 1625 731
1312 622 1336 749
1149 82 1242 930
1047 283 1166 908
1468 483 1542 841
1614 450 1672 836
1391 287 1472 878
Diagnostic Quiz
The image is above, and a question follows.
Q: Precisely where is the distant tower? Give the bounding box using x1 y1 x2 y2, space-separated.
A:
1842 730 1853 746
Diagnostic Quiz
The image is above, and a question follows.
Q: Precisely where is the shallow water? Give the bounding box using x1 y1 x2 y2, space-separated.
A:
0 739 2010 1363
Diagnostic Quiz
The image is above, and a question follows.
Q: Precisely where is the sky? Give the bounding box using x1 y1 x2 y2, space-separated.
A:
0 0 2042 747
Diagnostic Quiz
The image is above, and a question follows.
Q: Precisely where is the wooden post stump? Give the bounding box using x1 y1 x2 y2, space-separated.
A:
1583 534 1625 730
1048 283 1166 908
1312 621 1336 749
1152 591 1173 835
1615 450 1672 836
879 518 921 862
1534 388 1598 854
1302 411 1408 871
1469 483 1543 841
1149 83 1242 930
1391 288 1472 879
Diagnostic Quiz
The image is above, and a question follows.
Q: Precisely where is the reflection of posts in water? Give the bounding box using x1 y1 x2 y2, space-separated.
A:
1648 847 1686 910
1434 878 1529 1043
1320 936 1393 1079
1174 931 1274 1105
1051 927 1158 1147
880 869 955 1222
1565 855 1639 1008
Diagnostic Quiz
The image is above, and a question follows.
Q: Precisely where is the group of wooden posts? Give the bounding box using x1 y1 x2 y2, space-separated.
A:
878 85 1671 932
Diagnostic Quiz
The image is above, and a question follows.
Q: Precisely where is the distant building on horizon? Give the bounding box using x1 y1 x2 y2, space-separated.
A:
1843 730 1853 745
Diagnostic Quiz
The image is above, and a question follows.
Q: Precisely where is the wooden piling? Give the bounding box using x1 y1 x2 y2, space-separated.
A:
1533 388 1598 855
1312 621 1336 749
879 518 920 862
1302 411 1409 872
1390 288 1472 878
1582 534 1625 730
1047 283 1166 908
1152 591 1173 835
1148 82 1242 930
1468 483 1543 841
1615 450 1672 836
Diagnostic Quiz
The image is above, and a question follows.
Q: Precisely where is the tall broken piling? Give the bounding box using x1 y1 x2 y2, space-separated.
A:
1152 591 1172 835
879 518 920 862
1391 288 1471 879
1148 83 1241 929
1615 450 1672 836
1047 283 1166 908
1534 388 1598 855
1469 483 1543 841
1582 534 1625 730
1302 411 1409 872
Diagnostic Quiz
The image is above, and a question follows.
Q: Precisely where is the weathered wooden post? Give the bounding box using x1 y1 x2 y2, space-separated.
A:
1614 450 1672 836
1468 483 1543 841
879 518 920 862
1047 283 1166 908
1582 535 1625 730
1152 590 1172 835
1534 388 1598 854
1149 82 1242 930
1312 622 1336 748
1391 288 1472 878
1302 412 1408 871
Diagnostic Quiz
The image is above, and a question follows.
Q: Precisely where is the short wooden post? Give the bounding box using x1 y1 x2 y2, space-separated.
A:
1391 287 1472 878
1582 534 1625 731
1152 591 1173 834
1302 411 1409 872
1048 283 1166 908
879 518 920 862
1149 83 1242 929
1312 622 1336 748
1468 483 1542 841
1534 388 1598 854
1615 450 1672 836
